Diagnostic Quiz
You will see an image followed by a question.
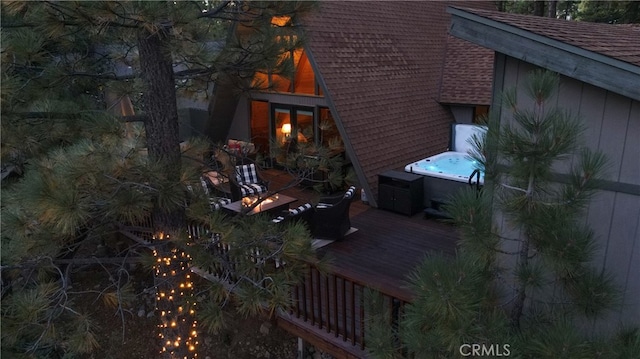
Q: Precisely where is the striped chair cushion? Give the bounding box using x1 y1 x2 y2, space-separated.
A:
289 203 313 216
210 197 231 211
344 186 356 199
200 177 211 195
272 203 313 224
239 183 268 197
235 164 259 185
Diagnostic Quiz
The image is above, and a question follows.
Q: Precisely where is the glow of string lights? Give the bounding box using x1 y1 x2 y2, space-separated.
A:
153 233 199 357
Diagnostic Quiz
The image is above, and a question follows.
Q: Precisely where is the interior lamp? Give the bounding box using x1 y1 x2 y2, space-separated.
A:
281 123 292 139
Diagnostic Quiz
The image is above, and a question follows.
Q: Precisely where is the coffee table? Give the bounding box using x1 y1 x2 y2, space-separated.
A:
222 194 296 216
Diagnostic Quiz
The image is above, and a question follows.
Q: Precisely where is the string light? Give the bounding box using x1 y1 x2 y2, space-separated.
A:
153 232 198 358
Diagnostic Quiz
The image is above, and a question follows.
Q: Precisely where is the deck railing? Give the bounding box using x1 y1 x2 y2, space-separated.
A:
289 264 409 352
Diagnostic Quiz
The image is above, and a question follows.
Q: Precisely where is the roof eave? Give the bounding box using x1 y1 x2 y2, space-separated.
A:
447 7 640 101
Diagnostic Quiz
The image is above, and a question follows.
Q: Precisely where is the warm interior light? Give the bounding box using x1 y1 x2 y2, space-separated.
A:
281 123 291 135
271 16 291 26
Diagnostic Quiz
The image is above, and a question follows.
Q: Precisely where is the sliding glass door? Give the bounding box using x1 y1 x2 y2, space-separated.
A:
271 105 315 147
250 102 339 160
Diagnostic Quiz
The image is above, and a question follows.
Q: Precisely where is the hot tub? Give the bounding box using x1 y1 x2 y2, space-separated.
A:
405 151 483 209
404 124 486 210
404 151 484 184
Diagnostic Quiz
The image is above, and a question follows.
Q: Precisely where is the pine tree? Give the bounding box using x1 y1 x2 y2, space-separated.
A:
1 1 321 358
366 70 637 358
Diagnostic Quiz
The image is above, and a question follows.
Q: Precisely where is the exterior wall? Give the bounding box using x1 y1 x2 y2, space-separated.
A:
228 97 250 141
449 105 474 124
177 108 209 141
494 55 640 331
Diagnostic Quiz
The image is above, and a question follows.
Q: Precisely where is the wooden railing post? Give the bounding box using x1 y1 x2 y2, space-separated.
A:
333 275 339 338
360 285 365 350
325 274 331 334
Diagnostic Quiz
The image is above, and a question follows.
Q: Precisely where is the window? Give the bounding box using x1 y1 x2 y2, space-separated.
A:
473 105 489 123
292 50 315 95
253 49 320 95
250 104 342 158
271 105 315 145
250 101 269 154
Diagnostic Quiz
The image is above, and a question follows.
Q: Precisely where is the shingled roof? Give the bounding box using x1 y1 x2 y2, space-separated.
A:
302 1 495 204
440 35 494 105
454 7 640 67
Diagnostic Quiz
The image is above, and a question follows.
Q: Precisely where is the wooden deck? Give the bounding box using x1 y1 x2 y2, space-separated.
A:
319 207 458 301
262 169 461 358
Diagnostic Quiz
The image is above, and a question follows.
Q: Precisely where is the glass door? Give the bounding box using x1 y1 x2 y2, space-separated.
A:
270 105 315 145
295 110 314 144
250 101 269 155
272 106 292 145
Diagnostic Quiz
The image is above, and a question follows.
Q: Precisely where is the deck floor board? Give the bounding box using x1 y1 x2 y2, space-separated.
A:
263 168 460 301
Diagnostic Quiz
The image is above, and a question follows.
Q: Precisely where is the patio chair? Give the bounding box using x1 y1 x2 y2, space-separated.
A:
230 163 270 201
311 186 356 240
271 202 314 226
194 176 232 211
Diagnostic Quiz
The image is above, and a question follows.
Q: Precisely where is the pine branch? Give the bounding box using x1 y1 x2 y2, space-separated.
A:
198 1 232 19
499 182 527 193
44 1 143 29
173 67 217 79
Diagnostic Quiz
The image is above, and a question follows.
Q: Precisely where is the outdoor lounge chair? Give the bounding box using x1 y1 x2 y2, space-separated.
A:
230 163 270 201
311 186 356 240
192 176 232 211
186 176 231 211
271 202 314 226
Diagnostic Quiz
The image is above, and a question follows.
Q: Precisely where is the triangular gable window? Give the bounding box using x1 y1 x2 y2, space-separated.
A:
253 49 320 96
252 17 322 96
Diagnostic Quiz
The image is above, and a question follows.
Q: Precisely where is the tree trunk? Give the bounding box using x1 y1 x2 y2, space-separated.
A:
533 1 545 16
138 26 194 359
510 235 530 329
510 173 536 329
138 26 185 231
547 1 558 18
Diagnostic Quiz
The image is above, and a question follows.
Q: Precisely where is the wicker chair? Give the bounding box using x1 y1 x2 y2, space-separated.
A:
271 203 314 226
310 186 356 240
230 163 270 201
199 177 232 211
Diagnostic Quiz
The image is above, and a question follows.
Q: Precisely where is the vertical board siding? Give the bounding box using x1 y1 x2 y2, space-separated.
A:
623 222 640 327
497 57 640 330
578 85 608 162
553 76 584 174
586 191 617 269
603 193 640 323
597 92 633 183
619 100 640 185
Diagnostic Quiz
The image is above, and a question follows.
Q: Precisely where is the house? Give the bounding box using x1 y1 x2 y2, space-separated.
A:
206 1 496 206
448 6 640 330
